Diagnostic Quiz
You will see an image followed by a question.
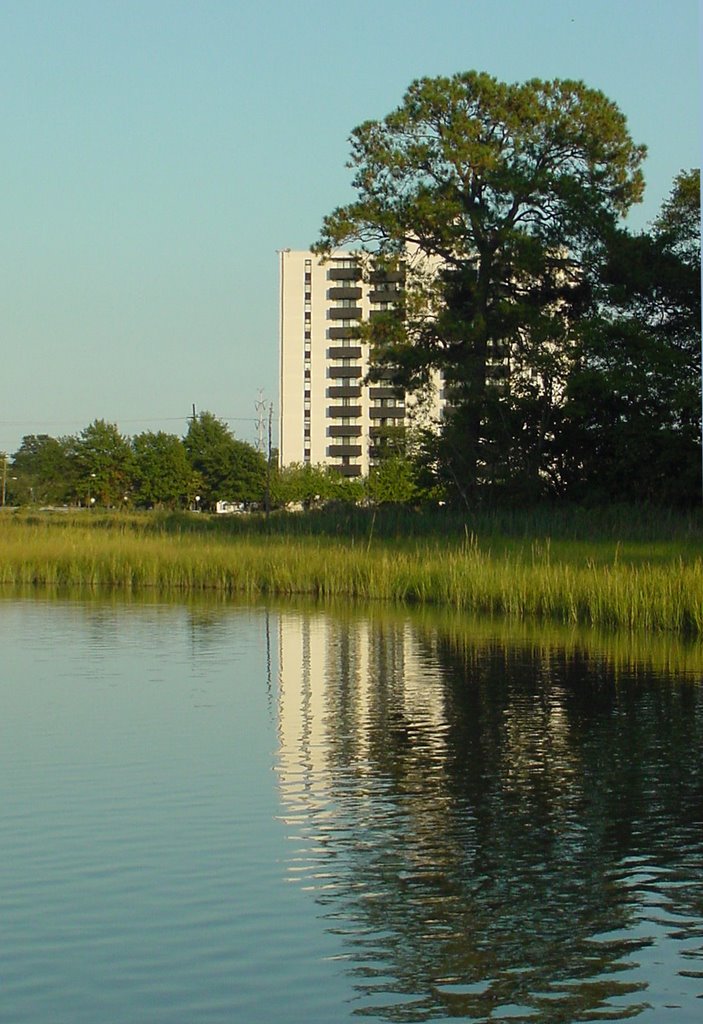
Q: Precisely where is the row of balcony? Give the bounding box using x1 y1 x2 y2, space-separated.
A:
327 406 405 419
327 305 400 321
326 385 402 399
327 286 401 303
327 424 403 438
326 368 399 385
327 267 404 283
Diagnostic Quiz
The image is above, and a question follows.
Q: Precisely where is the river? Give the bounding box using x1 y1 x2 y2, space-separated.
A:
1 596 701 1022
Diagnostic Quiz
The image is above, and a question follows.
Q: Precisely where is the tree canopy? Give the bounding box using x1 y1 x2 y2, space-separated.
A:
7 414 269 511
562 169 701 504
72 420 134 507
132 431 195 509
10 434 76 506
183 411 267 509
317 71 648 502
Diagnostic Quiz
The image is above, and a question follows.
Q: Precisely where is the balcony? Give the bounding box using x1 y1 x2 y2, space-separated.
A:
327 385 362 399
327 444 362 459
329 307 362 320
328 267 361 280
369 290 401 303
327 346 362 360
328 287 362 300
328 424 362 438
327 405 361 418
369 406 405 419
370 269 404 283
369 386 401 400
332 464 362 477
328 326 360 340
328 365 362 379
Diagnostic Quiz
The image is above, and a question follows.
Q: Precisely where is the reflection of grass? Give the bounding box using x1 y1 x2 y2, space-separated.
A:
0 509 701 636
3 577 703 678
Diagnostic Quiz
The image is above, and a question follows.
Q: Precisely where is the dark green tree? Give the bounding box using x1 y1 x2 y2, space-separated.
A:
132 431 195 509
10 434 76 505
317 71 646 503
562 169 701 504
72 420 134 507
183 411 267 508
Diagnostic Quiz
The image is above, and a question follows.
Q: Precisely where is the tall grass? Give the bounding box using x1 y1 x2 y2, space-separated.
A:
0 509 701 635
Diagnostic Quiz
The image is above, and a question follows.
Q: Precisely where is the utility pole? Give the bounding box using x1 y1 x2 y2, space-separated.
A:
1 454 6 508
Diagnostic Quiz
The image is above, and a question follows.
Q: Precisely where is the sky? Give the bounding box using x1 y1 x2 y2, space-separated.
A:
0 0 700 456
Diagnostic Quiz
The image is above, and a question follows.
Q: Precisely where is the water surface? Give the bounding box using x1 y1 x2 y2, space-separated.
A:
1 596 702 1022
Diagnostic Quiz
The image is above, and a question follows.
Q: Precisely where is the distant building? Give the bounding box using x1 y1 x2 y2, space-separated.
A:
278 250 442 477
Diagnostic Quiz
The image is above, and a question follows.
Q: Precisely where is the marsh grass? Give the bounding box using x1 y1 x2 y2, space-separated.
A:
0 507 701 635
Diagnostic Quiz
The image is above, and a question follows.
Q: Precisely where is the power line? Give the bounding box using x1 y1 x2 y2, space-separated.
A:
0 414 261 428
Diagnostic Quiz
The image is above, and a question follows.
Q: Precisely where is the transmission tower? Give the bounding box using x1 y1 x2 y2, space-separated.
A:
254 389 267 453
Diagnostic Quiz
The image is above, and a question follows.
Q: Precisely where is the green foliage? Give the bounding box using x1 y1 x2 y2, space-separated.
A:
317 70 646 503
132 431 195 509
367 454 418 505
563 169 701 504
273 462 365 507
10 434 76 505
183 411 267 508
72 420 134 507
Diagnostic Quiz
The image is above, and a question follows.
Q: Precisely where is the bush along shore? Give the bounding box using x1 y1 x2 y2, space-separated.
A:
0 507 702 636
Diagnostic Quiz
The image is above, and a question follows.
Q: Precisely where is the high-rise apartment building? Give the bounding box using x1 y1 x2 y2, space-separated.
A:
278 250 412 477
278 248 574 482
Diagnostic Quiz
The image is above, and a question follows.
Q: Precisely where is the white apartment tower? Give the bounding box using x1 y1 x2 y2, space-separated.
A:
278 250 406 477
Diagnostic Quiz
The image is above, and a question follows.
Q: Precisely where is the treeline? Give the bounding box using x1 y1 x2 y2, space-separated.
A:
317 72 701 507
3 412 265 511
1 412 409 511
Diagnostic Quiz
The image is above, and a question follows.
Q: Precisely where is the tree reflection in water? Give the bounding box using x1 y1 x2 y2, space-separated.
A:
276 611 703 1022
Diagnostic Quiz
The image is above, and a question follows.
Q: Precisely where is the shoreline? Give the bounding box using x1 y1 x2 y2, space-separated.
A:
0 509 701 637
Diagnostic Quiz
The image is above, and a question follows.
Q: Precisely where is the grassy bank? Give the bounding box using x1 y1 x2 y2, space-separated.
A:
0 506 702 635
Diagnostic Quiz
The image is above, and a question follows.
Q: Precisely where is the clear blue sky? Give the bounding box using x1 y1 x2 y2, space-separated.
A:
1 0 699 455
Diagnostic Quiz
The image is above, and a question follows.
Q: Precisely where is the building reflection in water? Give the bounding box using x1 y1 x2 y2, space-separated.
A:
273 609 703 1022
